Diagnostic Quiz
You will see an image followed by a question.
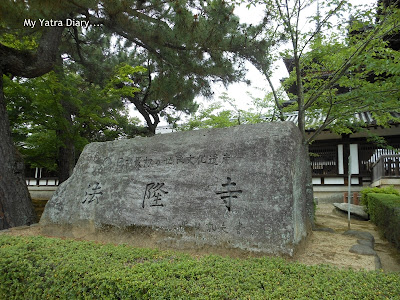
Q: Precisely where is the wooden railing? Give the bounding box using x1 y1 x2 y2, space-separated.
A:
372 155 400 182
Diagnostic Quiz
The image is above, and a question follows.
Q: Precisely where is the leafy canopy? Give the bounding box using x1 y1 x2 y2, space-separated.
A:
243 0 400 143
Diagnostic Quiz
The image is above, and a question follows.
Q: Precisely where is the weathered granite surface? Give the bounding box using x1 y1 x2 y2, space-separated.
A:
345 230 381 269
41 122 313 256
357 239 374 249
349 244 377 256
333 203 369 220
344 230 377 256
343 230 375 246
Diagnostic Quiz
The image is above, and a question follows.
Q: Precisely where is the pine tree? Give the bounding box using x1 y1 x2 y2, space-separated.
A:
0 0 273 229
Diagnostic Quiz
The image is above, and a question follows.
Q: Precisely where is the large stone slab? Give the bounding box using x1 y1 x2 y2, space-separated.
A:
40 122 313 256
333 203 369 220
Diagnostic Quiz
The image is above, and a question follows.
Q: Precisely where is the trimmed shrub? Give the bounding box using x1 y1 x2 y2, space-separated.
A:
1 235 400 299
367 193 400 250
360 186 400 211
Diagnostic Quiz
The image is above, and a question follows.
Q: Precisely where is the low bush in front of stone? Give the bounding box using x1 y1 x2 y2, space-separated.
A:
1 235 399 299
366 193 400 250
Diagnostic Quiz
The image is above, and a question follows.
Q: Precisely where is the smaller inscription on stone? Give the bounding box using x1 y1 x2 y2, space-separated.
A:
96 151 233 174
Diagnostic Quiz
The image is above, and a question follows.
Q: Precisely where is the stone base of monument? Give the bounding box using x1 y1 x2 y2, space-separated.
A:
40 122 314 256
39 222 312 258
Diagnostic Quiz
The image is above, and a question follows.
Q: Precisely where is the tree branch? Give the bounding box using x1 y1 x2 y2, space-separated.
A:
300 1 346 57
304 23 387 111
0 26 64 77
266 76 285 121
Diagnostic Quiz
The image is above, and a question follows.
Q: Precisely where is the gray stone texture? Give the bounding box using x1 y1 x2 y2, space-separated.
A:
375 255 382 270
357 239 374 249
349 244 377 256
40 122 313 256
315 193 345 204
343 230 375 246
313 227 335 233
345 230 379 263
333 203 369 220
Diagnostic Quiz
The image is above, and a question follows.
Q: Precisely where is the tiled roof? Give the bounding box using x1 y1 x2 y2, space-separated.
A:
282 112 400 130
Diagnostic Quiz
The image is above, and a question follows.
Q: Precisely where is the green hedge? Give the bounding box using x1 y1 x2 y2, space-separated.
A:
367 193 400 250
360 186 400 211
1 235 400 299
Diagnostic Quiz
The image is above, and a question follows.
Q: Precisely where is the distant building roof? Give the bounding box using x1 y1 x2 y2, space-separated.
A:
155 112 400 134
279 111 400 131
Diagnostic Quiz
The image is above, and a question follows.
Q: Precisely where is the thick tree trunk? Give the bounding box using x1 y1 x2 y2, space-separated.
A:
56 128 76 184
0 72 36 229
0 26 64 229
54 60 76 184
0 27 64 78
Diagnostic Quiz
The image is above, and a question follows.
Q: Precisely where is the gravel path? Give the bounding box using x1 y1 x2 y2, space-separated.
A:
293 203 400 272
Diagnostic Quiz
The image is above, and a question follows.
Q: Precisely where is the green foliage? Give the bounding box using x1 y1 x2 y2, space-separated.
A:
298 32 400 134
179 92 274 130
4 67 139 171
19 130 59 171
179 102 240 130
0 33 37 50
1 0 275 136
0 235 400 299
105 64 147 98
366 193 400 249
246 0 400 142
360 186 400 210
313 198 318 221
64 0 272 130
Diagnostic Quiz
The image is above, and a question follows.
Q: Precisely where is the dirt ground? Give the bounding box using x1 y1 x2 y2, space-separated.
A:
3 203 400 273
293 203 400 272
